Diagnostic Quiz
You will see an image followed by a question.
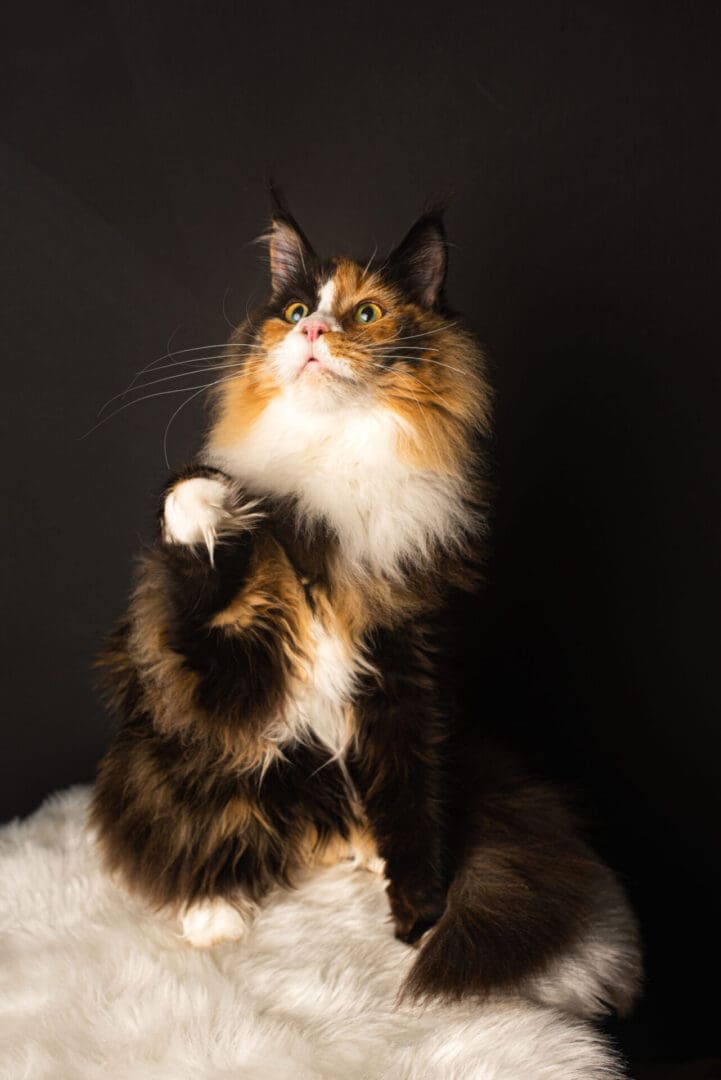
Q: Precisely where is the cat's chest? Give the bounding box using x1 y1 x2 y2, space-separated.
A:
206 398 454 576
282 604 360 756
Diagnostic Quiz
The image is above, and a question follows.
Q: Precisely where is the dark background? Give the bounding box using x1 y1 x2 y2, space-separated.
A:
2 2 719 1073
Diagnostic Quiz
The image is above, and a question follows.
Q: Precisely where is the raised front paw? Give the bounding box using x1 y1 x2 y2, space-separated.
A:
162 473 261 562
386 880 446 946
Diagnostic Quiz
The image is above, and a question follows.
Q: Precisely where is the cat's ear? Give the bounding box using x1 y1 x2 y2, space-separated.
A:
387 210 448 309
266 186 316 295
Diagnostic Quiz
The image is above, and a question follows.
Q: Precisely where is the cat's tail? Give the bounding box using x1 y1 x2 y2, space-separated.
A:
401 783 642 1018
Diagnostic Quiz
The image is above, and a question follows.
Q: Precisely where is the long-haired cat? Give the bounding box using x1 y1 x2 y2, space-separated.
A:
92 193 641 1014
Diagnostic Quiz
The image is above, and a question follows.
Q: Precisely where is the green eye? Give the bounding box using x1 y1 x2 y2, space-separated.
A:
283 301 309 324
354 302 383 325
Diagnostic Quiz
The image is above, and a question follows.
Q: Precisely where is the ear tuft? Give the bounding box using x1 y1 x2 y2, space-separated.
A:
387 209 448 309
265 184 316 294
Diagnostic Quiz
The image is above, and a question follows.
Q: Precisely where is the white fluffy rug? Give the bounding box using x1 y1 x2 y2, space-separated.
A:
0 787 626 1079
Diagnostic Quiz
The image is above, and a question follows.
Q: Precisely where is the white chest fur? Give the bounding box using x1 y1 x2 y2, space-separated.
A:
206 394 469 577
282 615 358 756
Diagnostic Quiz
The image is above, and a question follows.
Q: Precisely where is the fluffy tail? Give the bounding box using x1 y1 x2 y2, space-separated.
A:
402 777 642 1016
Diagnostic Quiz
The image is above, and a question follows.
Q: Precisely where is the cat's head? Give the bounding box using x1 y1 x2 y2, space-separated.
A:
256 192 451 405
207 194 491 478
204 197 492 570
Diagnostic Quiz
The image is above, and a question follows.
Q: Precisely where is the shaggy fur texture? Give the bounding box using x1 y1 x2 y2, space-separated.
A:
90 196 641 1010
0 787 629 1080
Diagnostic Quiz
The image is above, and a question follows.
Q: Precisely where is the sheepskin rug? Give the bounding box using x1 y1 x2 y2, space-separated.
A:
0 787 626 1079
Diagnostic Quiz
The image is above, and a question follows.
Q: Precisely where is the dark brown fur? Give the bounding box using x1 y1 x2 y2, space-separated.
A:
92 199 640 1012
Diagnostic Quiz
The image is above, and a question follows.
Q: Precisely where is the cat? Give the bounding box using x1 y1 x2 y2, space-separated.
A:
91 191 641 1014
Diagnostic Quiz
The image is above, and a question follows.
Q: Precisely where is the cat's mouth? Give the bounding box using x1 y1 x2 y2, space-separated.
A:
285 343 357 385
301 353 338 376
300 356 325 377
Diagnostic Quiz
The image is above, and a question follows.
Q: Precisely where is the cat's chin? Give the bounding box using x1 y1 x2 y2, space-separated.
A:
289 367 369 412
297 359 335 387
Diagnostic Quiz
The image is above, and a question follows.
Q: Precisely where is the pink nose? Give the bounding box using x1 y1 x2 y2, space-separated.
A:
302 319 329 343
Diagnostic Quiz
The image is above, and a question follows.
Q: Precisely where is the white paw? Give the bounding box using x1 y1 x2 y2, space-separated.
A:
180 896 257 947
163 476 232 556
163 476 262 563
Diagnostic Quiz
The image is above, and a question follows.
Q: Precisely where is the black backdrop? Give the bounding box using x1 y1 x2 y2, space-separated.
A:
2 2 719 1072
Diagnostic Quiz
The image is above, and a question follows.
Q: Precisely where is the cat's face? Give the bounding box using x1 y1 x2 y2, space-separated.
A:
250 207 451 414
256 256 436 410
208 202 490 478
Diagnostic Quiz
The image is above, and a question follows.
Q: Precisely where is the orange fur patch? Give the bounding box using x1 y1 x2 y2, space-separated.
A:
206 258 491 524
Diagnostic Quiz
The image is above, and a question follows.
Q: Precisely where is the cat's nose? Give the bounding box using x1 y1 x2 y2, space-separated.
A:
302 319 329 343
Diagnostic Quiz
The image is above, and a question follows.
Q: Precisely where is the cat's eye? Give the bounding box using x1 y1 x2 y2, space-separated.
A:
354 302 383 325
283 301 309 324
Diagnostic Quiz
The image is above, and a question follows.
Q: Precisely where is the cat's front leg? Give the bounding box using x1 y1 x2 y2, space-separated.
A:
147 464 289 729
157 465 264 623
352 622 450 946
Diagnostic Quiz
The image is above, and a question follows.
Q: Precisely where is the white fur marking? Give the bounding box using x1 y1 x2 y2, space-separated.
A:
180 896 257 947
284 616 358 754
527 865 642 1018
208 399 472 576
162 476 231 557
163 476 263 564
315 279 337 320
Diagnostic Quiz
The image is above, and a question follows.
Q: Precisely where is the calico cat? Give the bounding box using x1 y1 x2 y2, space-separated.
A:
92 193 641 1013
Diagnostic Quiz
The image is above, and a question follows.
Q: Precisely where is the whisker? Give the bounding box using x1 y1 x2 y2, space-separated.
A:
363 332 434 348
81 368 248 440
372 352 468 378
364 360 449 407
365 344 439 353
361 244 378 279
221 286 236 331
244 290 260 327
125 341 262 392
162 369 244 469
372 353 443 366
366 354 440 362
384 324 459 345
96 359 253 417
103 348 266 418
404 384 445 467
81 386 215 440
370 356 430 367
412 356 468 376
128 347 265 375
127 342 229 389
